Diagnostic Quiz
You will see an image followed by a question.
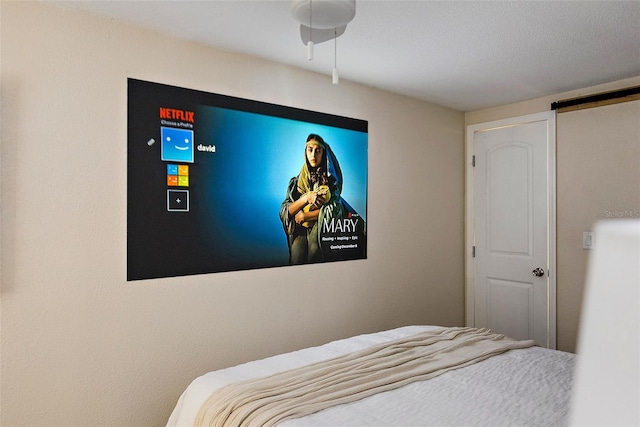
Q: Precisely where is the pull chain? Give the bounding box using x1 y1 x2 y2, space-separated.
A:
307 0 313 60
332 28 339 84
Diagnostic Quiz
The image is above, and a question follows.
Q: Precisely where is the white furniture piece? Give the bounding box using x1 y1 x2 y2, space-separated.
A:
570 219 640 426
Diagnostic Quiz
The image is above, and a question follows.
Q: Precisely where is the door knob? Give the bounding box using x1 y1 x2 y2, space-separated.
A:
532 267 545 277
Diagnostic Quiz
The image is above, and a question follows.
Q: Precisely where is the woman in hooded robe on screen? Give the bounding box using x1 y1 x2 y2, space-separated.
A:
280 134 365 264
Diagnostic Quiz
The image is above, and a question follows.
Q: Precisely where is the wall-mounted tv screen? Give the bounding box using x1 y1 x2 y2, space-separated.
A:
128 79 368 281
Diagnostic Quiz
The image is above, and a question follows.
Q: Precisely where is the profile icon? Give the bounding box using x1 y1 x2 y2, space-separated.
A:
161 127 194 163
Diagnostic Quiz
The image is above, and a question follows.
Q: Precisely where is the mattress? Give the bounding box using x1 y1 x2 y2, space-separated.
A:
167 325 575 426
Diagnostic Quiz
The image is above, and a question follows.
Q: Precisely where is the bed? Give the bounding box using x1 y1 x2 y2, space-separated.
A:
167 325 575 427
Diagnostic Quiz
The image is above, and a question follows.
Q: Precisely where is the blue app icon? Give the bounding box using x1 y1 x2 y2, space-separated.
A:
161 127 194 163
167 164 178 175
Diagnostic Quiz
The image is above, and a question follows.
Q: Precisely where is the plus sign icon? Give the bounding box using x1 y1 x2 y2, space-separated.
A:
167 189 189 212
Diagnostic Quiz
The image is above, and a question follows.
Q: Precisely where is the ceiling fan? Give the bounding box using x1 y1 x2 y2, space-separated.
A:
291 0 356 45
290 0 356 83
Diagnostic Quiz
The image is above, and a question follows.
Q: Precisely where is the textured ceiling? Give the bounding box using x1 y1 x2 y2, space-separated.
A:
48 0 640 111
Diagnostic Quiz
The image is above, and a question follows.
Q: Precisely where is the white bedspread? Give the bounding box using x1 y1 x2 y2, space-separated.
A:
167 326 575 427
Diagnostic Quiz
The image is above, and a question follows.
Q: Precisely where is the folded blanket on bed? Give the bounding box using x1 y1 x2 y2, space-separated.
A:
194 327 535 427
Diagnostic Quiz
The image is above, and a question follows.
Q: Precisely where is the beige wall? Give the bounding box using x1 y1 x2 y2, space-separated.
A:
0 2 464 426
467 77 640 353
556 100 640 353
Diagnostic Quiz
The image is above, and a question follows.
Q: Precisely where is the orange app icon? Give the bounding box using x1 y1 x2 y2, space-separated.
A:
167 175 179 186
178 165 189 176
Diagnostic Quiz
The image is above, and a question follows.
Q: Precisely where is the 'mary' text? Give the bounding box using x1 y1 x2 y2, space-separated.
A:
323 217 359 234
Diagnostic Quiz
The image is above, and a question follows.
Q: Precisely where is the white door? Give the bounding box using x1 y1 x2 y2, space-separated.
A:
466 111 556 349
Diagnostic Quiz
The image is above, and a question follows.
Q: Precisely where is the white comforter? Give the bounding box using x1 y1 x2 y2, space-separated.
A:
167 326 575 427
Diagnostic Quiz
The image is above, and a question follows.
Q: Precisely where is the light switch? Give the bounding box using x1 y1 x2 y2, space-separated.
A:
583 232 594 250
